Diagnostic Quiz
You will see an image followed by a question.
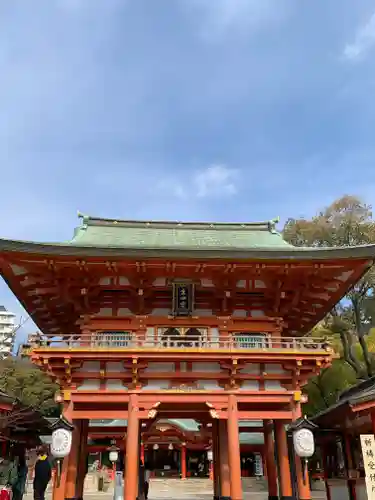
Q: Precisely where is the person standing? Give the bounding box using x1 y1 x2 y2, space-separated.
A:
11 455 28 500
144 463 151 500
33 448 51 500
138 460 145 500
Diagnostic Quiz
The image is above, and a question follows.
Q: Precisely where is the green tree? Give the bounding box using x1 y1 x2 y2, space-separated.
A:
0 357 59 416
302 321 357 415
303 359 358 416
284 195 375 378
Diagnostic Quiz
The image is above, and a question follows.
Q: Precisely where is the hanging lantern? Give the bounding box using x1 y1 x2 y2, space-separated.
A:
49 416 74 487
168 444 174 450
293 428 315 458
153 444 159 450
288 416 318 486
206 449 213 462
288 416 317 459
50 417 74 458
108 444 120 463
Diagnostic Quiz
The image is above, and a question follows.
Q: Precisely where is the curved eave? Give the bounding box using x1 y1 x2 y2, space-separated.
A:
1 238 375 337
1 238 375 260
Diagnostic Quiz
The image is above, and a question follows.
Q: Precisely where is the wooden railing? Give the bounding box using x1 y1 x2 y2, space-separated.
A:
34 333 331 352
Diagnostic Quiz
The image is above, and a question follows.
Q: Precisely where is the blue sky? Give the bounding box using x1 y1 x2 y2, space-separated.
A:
1 0 375 343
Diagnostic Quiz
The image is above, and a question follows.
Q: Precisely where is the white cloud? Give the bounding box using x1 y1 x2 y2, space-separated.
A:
155 164 238 200
343 10 375 62
194 164 238 198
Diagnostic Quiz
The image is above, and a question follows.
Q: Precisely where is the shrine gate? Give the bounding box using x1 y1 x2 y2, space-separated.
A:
1 214 374 500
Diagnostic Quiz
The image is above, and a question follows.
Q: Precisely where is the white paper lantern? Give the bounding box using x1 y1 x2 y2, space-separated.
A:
206 450 213 461
293 428 315 458
51 428 72 458
109 450 119 463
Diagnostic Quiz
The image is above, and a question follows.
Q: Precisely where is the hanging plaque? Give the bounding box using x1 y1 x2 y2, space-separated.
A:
172 282 194 316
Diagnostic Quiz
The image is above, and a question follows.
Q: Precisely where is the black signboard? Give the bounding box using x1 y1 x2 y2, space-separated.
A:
172 282 194 316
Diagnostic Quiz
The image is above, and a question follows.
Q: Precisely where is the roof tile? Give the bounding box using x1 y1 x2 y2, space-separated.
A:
71 215 293 250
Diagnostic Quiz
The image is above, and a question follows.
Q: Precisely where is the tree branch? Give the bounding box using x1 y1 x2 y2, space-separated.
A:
310 379 330 408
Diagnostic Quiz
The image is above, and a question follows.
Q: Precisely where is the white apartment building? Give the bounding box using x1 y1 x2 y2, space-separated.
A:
0 305 16 357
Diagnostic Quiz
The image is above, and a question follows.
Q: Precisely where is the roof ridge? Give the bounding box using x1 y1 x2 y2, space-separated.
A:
339 375 375 400
77 212 281 233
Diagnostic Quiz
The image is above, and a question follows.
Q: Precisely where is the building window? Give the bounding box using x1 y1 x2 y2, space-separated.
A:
94 331 132 347
233 333 267 349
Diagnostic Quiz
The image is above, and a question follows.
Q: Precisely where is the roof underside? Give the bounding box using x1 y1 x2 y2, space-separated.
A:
84 418 264 445
0 214 375 336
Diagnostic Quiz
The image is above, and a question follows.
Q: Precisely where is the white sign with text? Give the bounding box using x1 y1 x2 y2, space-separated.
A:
360 434 375 500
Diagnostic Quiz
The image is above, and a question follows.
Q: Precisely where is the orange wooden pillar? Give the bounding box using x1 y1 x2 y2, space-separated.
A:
124 394 140 500
264 421 278 500
262 451 268 478
140 442 145 464
209 460 214 481
53 459 69 500
275 421 293 500
295 457 311 500
65 420 82 500
227 395 242 500
219 420 231 500
291 399 311 500
76 420 89 500
53 452 70 500
53 402 73 500
213 421 221 500
181 444 187 479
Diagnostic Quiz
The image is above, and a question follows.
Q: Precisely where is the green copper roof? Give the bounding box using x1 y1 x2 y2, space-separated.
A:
87 418 200 431
70 214 292 251
85 419 263 443
240 432 264 445
89 419 127 427
1 213 375 261
165 419 200 431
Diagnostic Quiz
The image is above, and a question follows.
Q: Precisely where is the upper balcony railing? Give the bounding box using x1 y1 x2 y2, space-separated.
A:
33 331 332 353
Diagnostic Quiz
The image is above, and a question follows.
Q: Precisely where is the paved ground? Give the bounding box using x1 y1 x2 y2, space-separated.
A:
23 477 327 500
